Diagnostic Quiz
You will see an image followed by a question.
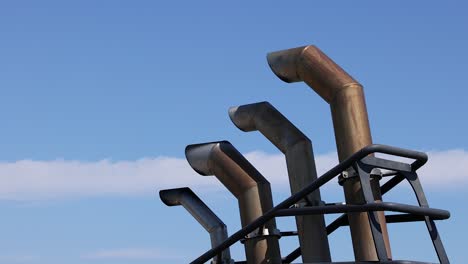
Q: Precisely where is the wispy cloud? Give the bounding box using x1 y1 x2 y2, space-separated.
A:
82 247 184 260
0 149 466 200
419 149 468 187
0 255 39 263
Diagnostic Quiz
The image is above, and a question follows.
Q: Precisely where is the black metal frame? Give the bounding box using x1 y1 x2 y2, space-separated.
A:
190 144 450 264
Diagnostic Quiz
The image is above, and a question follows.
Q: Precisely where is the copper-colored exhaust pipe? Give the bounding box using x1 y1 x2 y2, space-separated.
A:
229 101 331 262
159 187 233 264
185 141 282 264
267 46 392 261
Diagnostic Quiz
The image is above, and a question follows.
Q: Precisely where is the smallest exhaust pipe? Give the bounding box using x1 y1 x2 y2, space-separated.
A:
160 187 233 264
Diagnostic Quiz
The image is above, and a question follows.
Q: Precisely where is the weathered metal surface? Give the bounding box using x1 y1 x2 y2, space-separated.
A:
185 141 282 264
267 45 392 261
229 101 331 262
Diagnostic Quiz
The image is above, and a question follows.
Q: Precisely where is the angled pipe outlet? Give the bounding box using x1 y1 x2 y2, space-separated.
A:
267 46 391 261
185 141 282 264
267 46 374 160
229 101 331 262
159 187 233 264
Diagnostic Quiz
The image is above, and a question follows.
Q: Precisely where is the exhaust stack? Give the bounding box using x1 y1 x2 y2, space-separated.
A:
267 45 391 261
159 187 233 264
185 141 281 264
229 101 331 262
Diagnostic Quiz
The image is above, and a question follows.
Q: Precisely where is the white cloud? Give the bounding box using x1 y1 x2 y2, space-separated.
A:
0 149 466 200
420 149 468 187
82 247 184 260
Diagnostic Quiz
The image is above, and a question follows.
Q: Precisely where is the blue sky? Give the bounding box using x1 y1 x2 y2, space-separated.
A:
0 1 467 263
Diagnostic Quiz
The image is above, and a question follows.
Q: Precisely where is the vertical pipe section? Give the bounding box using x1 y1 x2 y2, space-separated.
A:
229 101 331 262
267 45 392 261
185 141 282 264
159 187 233 264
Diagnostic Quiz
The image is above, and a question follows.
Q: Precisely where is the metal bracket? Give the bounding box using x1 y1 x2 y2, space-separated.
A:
290 201 308 208
240 227 281 243
338 167 383 186
337 169 358 185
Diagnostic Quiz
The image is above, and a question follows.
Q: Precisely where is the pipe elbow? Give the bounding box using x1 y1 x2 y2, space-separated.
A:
228 101 271 132
267 45 361 103
185 141 224 176
267 46 306 83
229 101 311 153
185 141 269 198
159 187 190 206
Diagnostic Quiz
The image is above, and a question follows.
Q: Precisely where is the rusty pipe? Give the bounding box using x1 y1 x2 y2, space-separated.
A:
159 187 233 264
229 101 331 262
267 45 392 261
185 141 282 264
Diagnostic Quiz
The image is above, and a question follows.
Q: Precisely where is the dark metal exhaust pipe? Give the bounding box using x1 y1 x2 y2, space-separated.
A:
267 46 392 261
229 101 331 262
185 141 282 264
159 187 233 264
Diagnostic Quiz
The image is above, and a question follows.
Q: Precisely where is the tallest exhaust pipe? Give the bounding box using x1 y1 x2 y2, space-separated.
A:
267 45 392 261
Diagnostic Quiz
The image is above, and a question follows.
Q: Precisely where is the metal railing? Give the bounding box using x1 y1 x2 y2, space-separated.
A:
190 144 450 264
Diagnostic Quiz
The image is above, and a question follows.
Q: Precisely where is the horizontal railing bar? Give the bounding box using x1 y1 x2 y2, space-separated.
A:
274 203 450 219
361 156 412 172
280 231 298 237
